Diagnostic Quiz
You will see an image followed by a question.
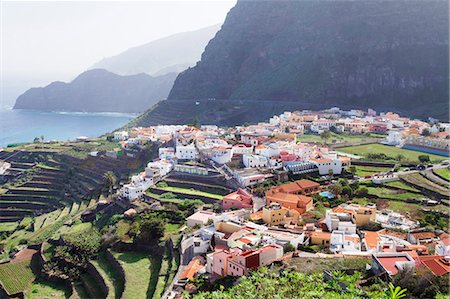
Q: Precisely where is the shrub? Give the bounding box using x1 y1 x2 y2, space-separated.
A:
354 186 369 197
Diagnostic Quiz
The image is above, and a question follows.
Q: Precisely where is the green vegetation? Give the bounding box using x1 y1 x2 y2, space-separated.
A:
113 251 152 299
0 260 35 295
91 255 124 299
385 181 421 193
338 144 445 162
367 187 420 201
25 280 66 299
298 132 383 144
153 184 223 200
353 165 392 177
400 173 449 197
189 267 388 299
286 257 369 274
0 222 19 232
434 168 450 181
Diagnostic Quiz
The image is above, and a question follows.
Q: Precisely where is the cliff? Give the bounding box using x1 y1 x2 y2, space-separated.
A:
160 0 449 122
13 69 176 113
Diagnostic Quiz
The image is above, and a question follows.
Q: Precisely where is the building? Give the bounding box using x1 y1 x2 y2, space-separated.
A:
262 203 300 226
371 253 416 276
330 231 361 253
309 152 350 176
435 236 450 257
222 189 254 211
310 231 332 247
242 154 268 168
114 131 129 141
186 211 216 227
265 180 317 214
332 204 376 227
325 210 356 234
176 143 199 160
418 256 450 276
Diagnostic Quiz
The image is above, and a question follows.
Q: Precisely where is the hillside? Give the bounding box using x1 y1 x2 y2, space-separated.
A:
91 24 221 76
13 69 176 113
141 0 449 124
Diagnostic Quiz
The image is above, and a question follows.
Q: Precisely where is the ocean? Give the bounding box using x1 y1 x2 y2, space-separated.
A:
0 108 135 147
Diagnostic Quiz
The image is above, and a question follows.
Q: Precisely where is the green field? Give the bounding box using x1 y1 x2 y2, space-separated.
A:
25 280 66 299
113 251 152 299
153 185 223 200
434 168 450 181
298 133 384 144
339 144 445 162
400 173 449 197
0 222 18 232
367 187 420 201
385 181 421 193
91 254 124 299
354 165 392 177
0 260 35 295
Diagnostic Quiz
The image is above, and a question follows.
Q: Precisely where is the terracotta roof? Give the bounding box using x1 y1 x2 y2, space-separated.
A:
296 179 320 189
418 256 450 276
311 231 332 240
364 231 381 250
412 232 436 240
440 237 450 246
180 257 204 280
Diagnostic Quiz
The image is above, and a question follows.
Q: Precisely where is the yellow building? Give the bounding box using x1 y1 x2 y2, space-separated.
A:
333 204 376 227
262 203 299 226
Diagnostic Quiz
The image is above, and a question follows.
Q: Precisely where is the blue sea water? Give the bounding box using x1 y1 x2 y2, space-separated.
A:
0 108 135 147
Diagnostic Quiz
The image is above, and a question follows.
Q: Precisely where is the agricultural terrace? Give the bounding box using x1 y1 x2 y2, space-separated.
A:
338 144 445 162
153 183 224 200
25 280 66 299
0 259 35 295
434 168 450 181
112 251 153 299
353 165 392 177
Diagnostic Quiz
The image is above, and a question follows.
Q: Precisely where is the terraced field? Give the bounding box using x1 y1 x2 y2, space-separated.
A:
434 168 450 181
0 259 35 296
400 172 449 198
112 251 153 299
91 255 124 299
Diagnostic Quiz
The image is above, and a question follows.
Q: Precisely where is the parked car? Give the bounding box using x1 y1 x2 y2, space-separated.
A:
364 175 372 179
403 168 410 172
417 165 426 170
427 164 433 168
442 161 449 165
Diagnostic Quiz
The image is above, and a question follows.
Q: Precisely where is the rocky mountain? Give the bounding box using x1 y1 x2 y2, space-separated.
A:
91 24 221 76
143 0 448 124
13 69 177 113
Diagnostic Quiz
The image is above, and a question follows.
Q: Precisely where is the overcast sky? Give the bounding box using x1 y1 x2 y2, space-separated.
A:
1 0 236 82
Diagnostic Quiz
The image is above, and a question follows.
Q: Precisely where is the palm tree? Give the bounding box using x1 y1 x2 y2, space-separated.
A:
103 171 116 199
385 283 407 299
320 130 332 145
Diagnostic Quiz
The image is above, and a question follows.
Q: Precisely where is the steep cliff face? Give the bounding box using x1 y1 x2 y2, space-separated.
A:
14 69 176 113
167 0 449 120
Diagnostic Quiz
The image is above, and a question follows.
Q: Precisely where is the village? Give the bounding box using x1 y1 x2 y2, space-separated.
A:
109 107 450 298
0 107 449 298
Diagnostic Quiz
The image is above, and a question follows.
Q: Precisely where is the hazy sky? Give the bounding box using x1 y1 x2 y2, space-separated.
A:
1 0 236 82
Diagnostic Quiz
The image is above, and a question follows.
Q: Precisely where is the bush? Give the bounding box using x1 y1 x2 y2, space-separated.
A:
354 186 369 197
64 228 102 257
418 155 430 163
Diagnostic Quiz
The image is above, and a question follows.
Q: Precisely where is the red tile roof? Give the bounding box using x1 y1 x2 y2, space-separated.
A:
418 256 450 276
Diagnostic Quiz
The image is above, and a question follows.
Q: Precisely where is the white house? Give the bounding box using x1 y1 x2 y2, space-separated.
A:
176 143 199 160
330 231 361 253
436 237 450 257
232 144 254 155
114 131 129 141
309 152 349 175
159 147 176 160
186 211 216 227
384 130 403 146
120 173 154 200
243 154 268 168
325 210 357 234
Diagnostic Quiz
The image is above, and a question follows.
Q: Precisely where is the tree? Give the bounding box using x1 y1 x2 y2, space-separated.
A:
103 171 117 198
320 130 332 145
138 217 166 243
421 128 431 136
328 168 334 178
348 166 357 176
354 186 368 197
40 135 45 142
329 183 343 195
33 137 40 143
395 154 405 162
418 155 430 163
342 185 353 198
329 125 338 133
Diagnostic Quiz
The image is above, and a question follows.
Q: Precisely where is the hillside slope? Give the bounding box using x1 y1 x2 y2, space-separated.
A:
91 25 221 76
158 0 449 122
13 69 177 113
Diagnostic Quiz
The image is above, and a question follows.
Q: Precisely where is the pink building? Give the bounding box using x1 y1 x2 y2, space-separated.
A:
222 189 254 211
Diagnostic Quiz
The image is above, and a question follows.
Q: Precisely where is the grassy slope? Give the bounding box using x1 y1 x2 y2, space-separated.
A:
338 144 445 162
0 260 35 295
153 186 223 200
112 251 152 299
